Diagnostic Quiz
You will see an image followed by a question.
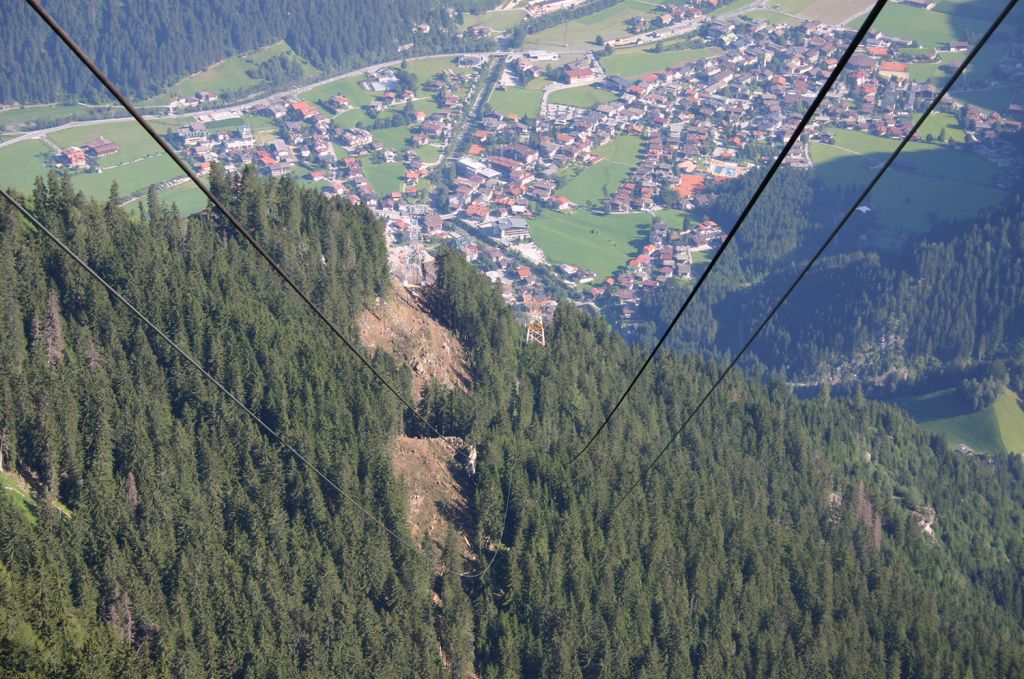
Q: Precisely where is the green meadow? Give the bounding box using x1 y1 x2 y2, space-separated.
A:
524 0 657 51
558 135 642 206
891 387 1024 455
848 4 990 48
0 140 53 193
530 209 653 279
547 85 618 108
488 87 544 118
599 46 719 80
810 128 1005 238
145 41 319 105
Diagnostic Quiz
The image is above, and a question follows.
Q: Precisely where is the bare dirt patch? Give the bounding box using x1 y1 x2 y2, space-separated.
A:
392 435 474 558
360 282 471 399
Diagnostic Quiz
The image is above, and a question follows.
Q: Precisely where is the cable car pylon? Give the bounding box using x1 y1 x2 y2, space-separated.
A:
525 298 546 347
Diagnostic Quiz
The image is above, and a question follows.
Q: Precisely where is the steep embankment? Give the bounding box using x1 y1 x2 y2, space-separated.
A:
360 283 477 558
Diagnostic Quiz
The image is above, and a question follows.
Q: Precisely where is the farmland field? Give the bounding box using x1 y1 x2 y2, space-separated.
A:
848 4 990 48
360 160 406 196
459 8 527 32
530 209 653 279
890 387 1024 455
524 0 657 51
811 128 1005 235
547 85 618 108
599 47 719 80
558 135 642 205
0 140 53 193
146 41 319 105
488 87 544 118
69 154 184 199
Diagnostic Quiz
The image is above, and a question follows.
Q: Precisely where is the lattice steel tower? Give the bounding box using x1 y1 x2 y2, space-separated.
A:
526 300 546 347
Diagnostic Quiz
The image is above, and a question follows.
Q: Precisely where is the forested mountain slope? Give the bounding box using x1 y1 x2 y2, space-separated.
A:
430 249 1024 677
0 172 438 676
1 0 490 104
1 172 1023 677
636 171 1024 394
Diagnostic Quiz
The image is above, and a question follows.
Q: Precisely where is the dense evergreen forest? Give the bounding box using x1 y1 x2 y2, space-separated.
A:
0 172 438 676
0 0 495 104
2 172 1024 675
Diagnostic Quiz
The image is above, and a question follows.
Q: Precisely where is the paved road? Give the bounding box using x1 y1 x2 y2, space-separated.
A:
0 50 518 150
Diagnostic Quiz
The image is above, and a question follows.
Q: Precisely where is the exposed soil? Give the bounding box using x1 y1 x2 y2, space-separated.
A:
392 435 475 560
360 282 471 400
364 284 477 563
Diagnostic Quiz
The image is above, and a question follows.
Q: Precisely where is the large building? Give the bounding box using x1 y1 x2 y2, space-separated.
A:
494 216 531 244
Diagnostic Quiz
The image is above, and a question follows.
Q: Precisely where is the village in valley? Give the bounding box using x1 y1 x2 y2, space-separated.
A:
10 0 1024 331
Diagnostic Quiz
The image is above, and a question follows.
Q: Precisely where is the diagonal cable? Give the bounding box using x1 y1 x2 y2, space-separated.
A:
0 186 419 554
571 0 891 463
606 0 1018 517
24 0 446 442
24 0 513 578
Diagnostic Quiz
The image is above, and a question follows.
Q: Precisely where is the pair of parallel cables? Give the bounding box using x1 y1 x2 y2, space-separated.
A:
575 0 1019 524
11 0 510 578
8 0 1017 568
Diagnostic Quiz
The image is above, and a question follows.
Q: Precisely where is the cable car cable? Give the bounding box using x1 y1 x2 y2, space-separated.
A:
0 186 420 556
605 0 1017 517
571 0 891 464
24 0 446 444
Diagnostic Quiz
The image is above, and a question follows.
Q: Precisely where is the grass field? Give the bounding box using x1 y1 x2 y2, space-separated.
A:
547 85 618 108
525 77 557 91
416 144 441 164
147 42 319 105
372 125 414 150
360 160 406 196
797 0 873 24
711 0 759 16
0 104 118 130
558 135 642 205
156 183 209 215
530 209 653 278
891 387 1024 455
459 8 527 32
488 86 544 118
810 128 1005 235
914 111 966 143
742 9 801 24
775 0 816 13
402 57 473 95
48 118 192 169
956 85 1017 114
599 46 719 79
848 4 990 47
306 56 470 116
524 0 657 50
69 155 185 199
306 76 377 112
0 140 53 193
